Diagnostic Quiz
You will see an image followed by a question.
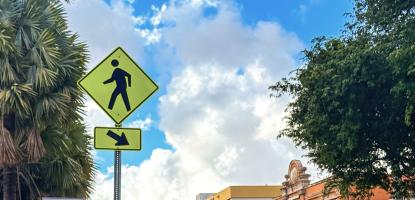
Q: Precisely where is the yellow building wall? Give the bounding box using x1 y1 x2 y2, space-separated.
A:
208 186 282 200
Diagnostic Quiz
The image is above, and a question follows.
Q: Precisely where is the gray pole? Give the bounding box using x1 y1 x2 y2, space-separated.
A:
114 124 122 200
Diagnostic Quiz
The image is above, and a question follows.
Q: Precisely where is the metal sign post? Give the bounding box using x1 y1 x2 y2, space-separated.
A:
114 150 121 200
114 123 122 200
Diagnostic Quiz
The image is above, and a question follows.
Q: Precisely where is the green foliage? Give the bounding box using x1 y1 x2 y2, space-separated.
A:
270 0 415 198
0 0 94 199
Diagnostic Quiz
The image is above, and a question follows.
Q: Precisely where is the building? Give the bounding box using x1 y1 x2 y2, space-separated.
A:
198 185 282 200
275 160 391 200
198 160 395 200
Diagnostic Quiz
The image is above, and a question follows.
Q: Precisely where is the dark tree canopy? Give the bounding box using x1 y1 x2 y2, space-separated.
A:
271 0 415 198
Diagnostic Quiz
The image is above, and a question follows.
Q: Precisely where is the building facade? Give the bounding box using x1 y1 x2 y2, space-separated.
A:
198 160 397 200
275 160 391 200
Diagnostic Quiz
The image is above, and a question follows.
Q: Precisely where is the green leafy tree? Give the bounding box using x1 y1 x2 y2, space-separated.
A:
270 0 415 198
0 0 94 199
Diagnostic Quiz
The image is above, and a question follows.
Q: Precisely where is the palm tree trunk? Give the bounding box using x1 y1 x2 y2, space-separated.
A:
2 167 17 200
2 114 17 200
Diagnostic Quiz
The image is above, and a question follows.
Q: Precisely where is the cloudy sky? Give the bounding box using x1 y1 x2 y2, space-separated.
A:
64 0 352 199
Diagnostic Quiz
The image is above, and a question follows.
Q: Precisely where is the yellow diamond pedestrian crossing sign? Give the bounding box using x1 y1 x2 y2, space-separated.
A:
78 47 158 124
95 127 141 151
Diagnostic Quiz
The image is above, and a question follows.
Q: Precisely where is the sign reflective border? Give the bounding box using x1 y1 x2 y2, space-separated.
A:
94 127 141 151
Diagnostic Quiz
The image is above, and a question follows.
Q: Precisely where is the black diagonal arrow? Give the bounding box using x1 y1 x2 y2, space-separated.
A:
106 130 129 146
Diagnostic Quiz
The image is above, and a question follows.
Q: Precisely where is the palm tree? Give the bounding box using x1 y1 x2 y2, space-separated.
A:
0 0 94 199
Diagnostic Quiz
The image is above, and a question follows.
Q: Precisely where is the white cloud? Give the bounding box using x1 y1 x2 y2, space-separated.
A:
66 0 324 199
158 63 308 186
150 4 167 26
126 116 153 130
136 28 162 44
64 0 146 67
84 99 114 134
159 2 302 74
132 16 146 25
132 4 167 44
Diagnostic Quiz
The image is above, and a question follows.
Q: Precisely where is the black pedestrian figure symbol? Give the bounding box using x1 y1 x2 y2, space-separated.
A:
103 59 131 111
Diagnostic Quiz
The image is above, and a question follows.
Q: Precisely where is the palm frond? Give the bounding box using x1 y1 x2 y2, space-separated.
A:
32 64 58 90
0 83 36 116
0 55 18 86
24 127 46 163
35 92 70 123
36 30 61 69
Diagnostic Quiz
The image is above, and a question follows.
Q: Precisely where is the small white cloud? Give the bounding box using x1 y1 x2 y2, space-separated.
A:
295 4 308 23
129 4 167 45
150 4 167 26
135 28 162 44
190 0 219 7
132 16 146 25
126 116 153 130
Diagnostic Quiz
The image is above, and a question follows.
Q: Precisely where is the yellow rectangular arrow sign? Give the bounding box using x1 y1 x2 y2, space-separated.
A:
94 127 141 151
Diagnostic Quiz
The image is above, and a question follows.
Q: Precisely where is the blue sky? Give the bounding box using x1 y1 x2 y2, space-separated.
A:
126 0 353 44
65 0 353 199
95 0 353 170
